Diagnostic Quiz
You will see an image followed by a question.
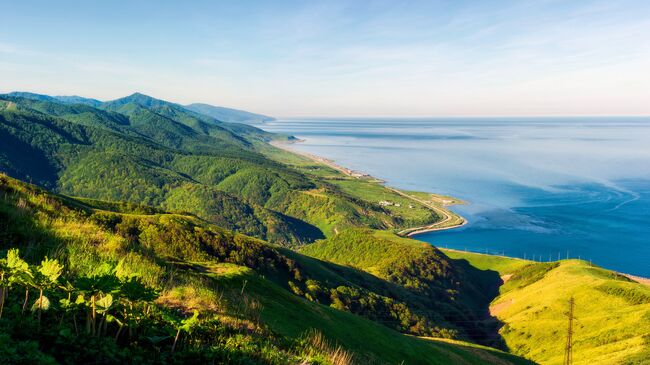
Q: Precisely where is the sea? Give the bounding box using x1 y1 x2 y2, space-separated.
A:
259 117 650 277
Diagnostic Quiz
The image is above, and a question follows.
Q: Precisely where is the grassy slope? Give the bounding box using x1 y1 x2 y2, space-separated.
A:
442 249 532 276
301 229 437 277
328 179 438 226
0 174 533 365
299 229 510 347
440 250 650 365
218 267 533 365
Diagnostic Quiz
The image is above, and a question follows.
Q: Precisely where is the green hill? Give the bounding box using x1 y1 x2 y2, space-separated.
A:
300 229 506 346
442 249 650 364
0 173 532 365
0 94 432 246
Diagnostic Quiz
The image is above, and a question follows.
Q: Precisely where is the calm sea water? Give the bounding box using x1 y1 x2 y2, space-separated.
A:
260 118 650 277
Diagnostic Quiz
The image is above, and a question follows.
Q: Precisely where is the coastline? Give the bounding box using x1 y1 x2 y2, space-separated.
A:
270 139 467 235
270 139 650 286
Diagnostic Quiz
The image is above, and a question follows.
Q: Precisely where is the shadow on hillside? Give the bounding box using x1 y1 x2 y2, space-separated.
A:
285 247 513 351
0 133 59 188
0 181 64 260
278 212 325 242
448 256 511 351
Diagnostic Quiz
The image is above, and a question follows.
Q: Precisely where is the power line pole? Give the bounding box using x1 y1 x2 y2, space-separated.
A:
564 296 575 365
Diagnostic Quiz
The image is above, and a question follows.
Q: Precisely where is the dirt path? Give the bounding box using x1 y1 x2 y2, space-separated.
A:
620 273 650 287
489 299 514 316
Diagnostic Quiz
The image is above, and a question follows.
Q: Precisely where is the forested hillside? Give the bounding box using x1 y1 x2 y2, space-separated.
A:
0 93 429 246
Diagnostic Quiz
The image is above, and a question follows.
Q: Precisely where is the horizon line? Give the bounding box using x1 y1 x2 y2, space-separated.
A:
275 114 650 120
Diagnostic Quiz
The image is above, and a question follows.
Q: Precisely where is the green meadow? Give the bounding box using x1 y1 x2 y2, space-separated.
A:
442 249 650 364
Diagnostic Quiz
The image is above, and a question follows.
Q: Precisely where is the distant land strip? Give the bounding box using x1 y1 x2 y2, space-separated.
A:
270 139 466 235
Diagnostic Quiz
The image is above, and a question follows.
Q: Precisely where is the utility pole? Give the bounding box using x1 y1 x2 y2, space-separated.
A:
564 296 575 365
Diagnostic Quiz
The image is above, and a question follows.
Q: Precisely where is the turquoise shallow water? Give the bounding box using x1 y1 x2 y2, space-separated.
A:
260 118 650 276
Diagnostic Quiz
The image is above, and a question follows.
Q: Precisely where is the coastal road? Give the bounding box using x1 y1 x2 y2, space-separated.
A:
387 187 466 236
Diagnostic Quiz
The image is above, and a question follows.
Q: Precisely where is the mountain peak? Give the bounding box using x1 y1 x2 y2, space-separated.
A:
107 92 174 108
123 92 158 102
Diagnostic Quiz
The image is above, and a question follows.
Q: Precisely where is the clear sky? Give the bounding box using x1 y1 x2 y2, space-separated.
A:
1 0 649 117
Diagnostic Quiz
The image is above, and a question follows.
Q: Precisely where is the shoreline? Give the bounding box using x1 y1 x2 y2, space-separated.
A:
270 139 379 180
270 139 467 235
270 139 650 286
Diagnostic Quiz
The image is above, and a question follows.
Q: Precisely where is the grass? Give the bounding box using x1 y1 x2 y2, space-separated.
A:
261 142 466 232
328 179 438 226
438 250 650 365
207 262 534 365
300 229 434 278
258 142 344 179
441 249 533 276
406 190 464 206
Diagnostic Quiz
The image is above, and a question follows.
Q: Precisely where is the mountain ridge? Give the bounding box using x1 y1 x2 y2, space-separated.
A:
3 91 273 125
186 102 275 124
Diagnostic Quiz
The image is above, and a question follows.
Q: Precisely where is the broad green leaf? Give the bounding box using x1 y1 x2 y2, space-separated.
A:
38 257 63 283
181 310 200 332
105 314 123 326
96 294 113 312
75 294 85 304
7 249 29 272
31 295 51 311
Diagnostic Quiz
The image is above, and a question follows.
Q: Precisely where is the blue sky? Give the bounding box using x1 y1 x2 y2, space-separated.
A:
1 0 649 116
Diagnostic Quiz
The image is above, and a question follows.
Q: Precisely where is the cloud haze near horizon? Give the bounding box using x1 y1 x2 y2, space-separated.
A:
1 0 649 117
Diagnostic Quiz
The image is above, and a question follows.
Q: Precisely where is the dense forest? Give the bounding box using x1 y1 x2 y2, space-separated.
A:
0 93 430 246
